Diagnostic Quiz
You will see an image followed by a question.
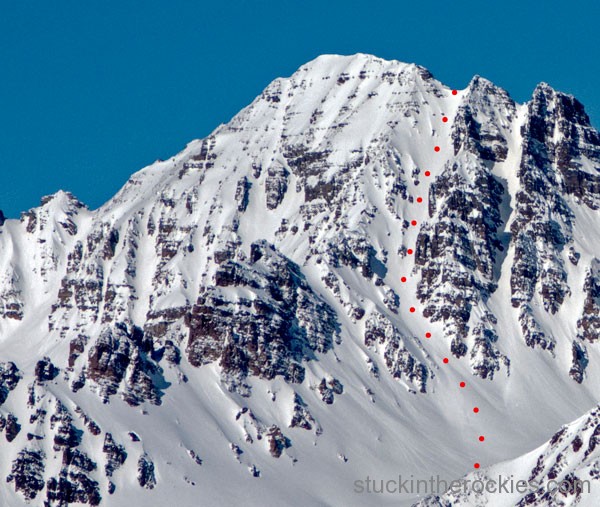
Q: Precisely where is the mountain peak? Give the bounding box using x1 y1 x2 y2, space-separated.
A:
0 54 600 506
39 190 86 210
286 52 435 94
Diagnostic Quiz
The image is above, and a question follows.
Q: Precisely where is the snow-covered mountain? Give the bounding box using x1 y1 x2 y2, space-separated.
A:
415 404 600 506
0 53 599 506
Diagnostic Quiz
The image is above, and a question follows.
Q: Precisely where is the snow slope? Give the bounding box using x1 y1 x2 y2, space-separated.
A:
0 53 599 506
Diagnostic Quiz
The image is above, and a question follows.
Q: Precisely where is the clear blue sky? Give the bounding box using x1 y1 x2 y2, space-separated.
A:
1 0 598 217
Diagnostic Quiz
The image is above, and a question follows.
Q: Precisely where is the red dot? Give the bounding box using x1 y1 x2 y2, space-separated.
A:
409 307 416 313
452 90 458 95
443 357 449 364
416 197 423 203
401 276 407 283
473 407 479 413
424 170 431 177
411 220 417 226
442 116 448 123
434 146 440 152
425 332 432 338
459 381 466 388
479 436 485 442
407 248 413 255
474 463 480 469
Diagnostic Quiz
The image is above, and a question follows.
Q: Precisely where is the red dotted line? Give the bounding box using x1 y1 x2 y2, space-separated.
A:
402 88 484 471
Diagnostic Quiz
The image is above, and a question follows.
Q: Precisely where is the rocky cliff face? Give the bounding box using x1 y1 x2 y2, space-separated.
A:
0 54 599 506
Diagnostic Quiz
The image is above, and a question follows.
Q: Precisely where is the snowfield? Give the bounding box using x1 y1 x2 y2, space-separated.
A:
0 53 599 506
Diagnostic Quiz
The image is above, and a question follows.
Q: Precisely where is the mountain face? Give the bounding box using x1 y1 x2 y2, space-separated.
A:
0 53 599 506
415 404 600 507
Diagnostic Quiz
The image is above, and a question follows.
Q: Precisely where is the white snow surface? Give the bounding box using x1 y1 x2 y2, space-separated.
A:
0 53 598 506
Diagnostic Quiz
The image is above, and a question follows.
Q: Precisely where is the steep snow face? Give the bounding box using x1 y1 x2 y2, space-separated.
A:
415 404 600 507
0 53 599 506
